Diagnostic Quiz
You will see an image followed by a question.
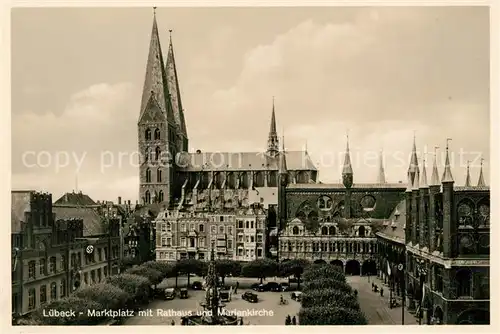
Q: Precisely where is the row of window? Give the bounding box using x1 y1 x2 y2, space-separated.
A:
145 168 162 183
282 241 377 253
237 220 262 229
161 222 244 235
161 236 239 249
28 256 64 279
27 279 66 310
144 190 164 204
83 266 108 286
144 128 161 141
236 248 263 258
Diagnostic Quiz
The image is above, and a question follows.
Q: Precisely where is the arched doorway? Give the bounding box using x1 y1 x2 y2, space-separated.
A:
314 259 327 264
361 260 377 276
345 260 361 276
456 308 490 325
330 260 343 271
433 306 444 325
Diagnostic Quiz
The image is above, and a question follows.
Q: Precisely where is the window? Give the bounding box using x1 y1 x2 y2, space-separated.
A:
238 248 243 256
28 288 36 310
154 128 160 140
40 285 47 304
358 226 366 237
257 234 263 243
181 224 186 232
145 129 151 140
257 249 263 257
321 226 328 235
199 238 205 248
60 255 66 271
238 235 243 242
292 226 299 235
161 237 167 246
199 224 204 232
246 236 250 243
456 269 472 297
155 147 161 161
169 252 174 259
219 226 225 234
39 259 46 276
49 257 57 273
181 237 186 247
251 221 254 228
257 221 263 229
220 216 224 222
251 236 255 243
238 221 243 228
144 190 151 204
98 248 102 262
162 223 166 232
227 240 233 249
246 221 249 228
157 169 162 182
190 223 194 231
50 282 57 300
60 279 66 297
211 226 216 234
146 169 152 183
329 226 336 235
190 238 195 247
228 226 233 235
167 238 172 247
317 196 333 210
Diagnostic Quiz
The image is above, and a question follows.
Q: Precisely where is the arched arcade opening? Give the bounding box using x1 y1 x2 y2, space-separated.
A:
345 260 361 276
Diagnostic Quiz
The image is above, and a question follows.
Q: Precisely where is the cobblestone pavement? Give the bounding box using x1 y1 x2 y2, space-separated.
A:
122 277 301 325
347 275 417 325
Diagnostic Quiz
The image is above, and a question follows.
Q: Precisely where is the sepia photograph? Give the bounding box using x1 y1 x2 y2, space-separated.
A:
10 4 491 327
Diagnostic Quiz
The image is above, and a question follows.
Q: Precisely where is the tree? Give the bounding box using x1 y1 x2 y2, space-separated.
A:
74 283 129 311
280 259 310 289
299 306 367 325
241 259 278 284
215 260 242 285
301 288 360 310
119 256 141 270
302 278 353 295
303 263 345 283
176 259 203 287
141 260 175 278
124 266 163 286
106 273 151 305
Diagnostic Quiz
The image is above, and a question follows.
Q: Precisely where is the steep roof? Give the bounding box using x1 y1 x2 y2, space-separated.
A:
376 199 406 244
53 207 105 236
11 191 32 233
287 183 406 190
53 192 97 206
177 151 316 172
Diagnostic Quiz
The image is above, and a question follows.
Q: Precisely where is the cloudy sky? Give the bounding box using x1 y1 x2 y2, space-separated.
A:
11 6 490 203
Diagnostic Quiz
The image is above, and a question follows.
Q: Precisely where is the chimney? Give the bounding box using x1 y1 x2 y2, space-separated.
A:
118 197 122 205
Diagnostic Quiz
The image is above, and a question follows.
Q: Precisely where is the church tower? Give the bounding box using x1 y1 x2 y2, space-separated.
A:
266 98 279 157
165 30 189 152
138 10 178 207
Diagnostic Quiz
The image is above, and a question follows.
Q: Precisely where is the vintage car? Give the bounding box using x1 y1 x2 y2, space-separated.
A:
180 288 189 299
291 291 303 301
164 288 176 300
191 281 203 290
242 291 258 303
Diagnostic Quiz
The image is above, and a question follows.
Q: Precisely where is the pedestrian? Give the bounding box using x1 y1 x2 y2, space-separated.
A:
235 281 239 294
285 315 291 325
380 287 384 297
292 316 297 325
371 282 374 291
171 319 175 326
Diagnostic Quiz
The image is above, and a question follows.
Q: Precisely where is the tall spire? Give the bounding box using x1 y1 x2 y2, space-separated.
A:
342 130 353 188
377 149 386 184
139 9 174 121
267 97 279 157
279 135 287 175
406 169 413 192
165 29 188 149
442 138 454 183
465 160 472 187
408 132 420 186
430 146 440 186
420 156 428 188
477 157 486 187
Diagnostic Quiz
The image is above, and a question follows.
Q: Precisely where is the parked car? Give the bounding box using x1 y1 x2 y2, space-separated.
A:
242 291 258 303
191 281 203 290
291 291 303 301
251 283 264 292
264 282 281 292
180 288 188 299
164 288 176 300
220 291 231 302
280 283 290 291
